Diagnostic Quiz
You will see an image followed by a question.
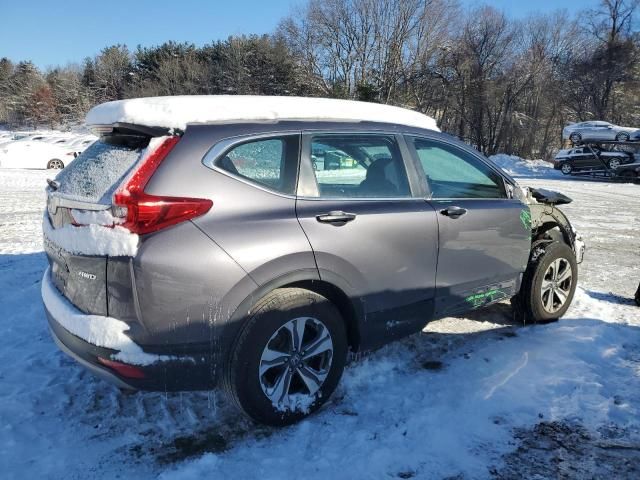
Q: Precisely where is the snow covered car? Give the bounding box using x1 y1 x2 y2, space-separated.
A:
562 121 639 143
553 146 633 174
0 140 76 169
41 96 585 426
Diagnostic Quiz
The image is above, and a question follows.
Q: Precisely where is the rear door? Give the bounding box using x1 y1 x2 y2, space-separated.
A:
406 135 531 316
44 134 148 315
295 131 439 345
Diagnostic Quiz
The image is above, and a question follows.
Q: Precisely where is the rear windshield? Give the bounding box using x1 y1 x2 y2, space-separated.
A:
54 135 149 204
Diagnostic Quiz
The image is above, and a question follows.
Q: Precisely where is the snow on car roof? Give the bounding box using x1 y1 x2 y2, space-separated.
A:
85 95 440 132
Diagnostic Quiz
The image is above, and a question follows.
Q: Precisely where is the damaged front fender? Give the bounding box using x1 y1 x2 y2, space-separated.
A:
513 185 585 264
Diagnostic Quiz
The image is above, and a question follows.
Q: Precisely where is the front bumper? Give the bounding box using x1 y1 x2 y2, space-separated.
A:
42 271 216 391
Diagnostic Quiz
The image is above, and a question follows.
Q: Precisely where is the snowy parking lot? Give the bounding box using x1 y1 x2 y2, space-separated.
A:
1 161 639 479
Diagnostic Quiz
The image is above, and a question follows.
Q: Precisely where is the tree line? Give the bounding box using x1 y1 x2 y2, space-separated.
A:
0 0 638 159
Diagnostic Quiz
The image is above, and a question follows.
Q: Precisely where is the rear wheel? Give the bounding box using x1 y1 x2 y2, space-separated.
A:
47 159 64 170
607 158 622 169
560 162 573 175
225 288 348 426
513 242 578 324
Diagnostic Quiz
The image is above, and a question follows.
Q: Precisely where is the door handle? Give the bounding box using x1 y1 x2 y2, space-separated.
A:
316 211 357 224
440 206 467 219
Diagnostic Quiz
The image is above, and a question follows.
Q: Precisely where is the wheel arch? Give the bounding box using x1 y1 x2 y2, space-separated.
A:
283 279 362 352
529 205 576 249
225 270 364 359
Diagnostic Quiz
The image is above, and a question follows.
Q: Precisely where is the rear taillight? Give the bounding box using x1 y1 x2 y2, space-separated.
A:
113 136 213 235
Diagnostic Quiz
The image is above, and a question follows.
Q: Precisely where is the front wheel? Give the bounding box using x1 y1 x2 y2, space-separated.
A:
616 132 630 142
514 242 578 324
225 288 348 426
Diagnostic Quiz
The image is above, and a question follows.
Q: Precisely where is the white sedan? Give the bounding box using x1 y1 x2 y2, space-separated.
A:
0 141 77 169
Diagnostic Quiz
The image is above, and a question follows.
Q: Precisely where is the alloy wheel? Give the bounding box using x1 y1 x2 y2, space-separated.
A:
540 258 573 314
616 133 630 141
48 159 64 169
258 317 334 409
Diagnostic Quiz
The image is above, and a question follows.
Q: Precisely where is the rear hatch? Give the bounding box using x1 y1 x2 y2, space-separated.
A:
44 131 151 315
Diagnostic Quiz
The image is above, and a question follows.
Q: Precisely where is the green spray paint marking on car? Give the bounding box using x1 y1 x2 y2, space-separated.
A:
465 289 501 308
520 208 531 231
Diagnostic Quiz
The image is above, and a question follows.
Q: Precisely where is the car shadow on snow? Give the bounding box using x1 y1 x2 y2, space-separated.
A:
585 289 637 306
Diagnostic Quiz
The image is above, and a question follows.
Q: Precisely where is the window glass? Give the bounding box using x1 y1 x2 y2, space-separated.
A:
412 138 506 199
216 136 299 194
54 136 146 203
310 134 410 198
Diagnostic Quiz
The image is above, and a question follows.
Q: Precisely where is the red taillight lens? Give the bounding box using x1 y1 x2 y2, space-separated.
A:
114 136 213 235
97 357 146 379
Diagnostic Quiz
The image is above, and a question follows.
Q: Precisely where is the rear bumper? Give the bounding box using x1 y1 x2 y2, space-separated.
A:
42 270 217 391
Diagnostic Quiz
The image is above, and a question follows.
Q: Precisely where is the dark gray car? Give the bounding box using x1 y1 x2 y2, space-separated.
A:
42 98 584 425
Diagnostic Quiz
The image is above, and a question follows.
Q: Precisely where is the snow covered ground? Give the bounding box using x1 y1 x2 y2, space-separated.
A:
0 158 639 479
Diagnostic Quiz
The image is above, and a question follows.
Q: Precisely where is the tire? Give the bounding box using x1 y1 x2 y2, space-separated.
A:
607 158 622 170
616 132 630 142
225 288 348 426
514 242 578 324
569 133 581 144
560 162 573 175
47 159 64 170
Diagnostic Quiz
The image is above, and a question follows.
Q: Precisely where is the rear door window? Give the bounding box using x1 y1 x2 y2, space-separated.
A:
308 134 410 198
54 135 148 204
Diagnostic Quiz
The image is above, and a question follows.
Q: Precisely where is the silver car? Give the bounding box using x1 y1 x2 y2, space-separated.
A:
562 121 639 143
41 96 583 425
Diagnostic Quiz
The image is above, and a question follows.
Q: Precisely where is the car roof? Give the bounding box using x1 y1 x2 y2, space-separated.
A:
85 95 440 133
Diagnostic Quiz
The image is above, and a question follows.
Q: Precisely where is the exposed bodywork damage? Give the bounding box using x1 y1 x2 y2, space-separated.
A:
514 185 585 264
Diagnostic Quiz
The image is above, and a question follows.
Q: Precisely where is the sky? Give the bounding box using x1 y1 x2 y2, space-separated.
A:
1 0 600 69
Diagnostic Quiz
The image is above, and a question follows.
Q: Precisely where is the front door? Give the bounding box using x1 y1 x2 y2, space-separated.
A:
295 132 439 347
407 136 531 316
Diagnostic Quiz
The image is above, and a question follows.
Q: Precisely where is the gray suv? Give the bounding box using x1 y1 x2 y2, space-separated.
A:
42 96 584 425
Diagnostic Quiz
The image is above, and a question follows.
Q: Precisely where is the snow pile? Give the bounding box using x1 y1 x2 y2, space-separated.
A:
43 213 138 257
41 268 170 365
70 208 122 226
490 154 559 178
85 95 440 132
